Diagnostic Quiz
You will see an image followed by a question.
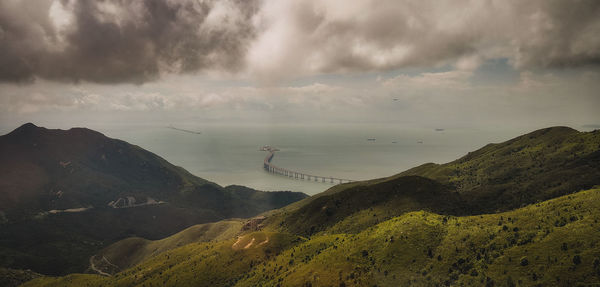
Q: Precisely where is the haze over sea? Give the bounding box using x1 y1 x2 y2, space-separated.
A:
83 123 526 195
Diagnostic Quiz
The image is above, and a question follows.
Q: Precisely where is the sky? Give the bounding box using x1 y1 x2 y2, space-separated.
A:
0 0 599 131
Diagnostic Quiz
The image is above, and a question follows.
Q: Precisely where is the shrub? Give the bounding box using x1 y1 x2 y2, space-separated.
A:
573 255 582 265
520 257 529 266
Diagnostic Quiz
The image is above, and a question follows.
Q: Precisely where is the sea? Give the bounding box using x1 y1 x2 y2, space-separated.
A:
92 123 523 195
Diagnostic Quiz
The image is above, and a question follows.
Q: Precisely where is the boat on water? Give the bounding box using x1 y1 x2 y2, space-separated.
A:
167 125 201 134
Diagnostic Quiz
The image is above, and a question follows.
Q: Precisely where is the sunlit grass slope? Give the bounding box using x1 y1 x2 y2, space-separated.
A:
25 188 600 287
261 127 600 238
265 176 466 236
400 127 600 212
90 220 244 274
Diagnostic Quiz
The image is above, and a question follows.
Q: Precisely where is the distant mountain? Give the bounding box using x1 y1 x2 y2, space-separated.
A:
0 123 307 275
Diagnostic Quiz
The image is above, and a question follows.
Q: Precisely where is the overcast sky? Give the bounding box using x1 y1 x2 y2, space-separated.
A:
0 0 599 131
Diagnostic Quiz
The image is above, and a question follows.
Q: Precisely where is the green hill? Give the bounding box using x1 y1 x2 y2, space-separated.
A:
262 127 600 237
271 176 466 236
90 220 244 275
400 126 600 213
15 126 600 286
0 123 307 275
24 188 600 287
0 268 42 287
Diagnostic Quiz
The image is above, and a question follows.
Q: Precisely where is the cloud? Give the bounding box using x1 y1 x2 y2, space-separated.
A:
510 1 600 68
0 0 258 83
247 0 600 80
0 0 599 84
383 70 473 90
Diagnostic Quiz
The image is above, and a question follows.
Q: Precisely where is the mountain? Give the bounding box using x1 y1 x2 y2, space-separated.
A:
273 176 467 236
0 123 308 275
400 126 600 213
24 188 600 287
0 268 41 287
90 220 244 275
15 126 600 286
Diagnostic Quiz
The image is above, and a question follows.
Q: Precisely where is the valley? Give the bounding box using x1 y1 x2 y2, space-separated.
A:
0 124 307 276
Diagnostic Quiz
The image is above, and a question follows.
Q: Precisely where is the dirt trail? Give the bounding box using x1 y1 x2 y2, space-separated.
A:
243 238 256 249
89 255 111 277
102 256 119 270
232 236 243 249
258 236 269 246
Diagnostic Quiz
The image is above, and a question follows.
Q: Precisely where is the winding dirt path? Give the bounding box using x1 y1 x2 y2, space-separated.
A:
89 255 112 277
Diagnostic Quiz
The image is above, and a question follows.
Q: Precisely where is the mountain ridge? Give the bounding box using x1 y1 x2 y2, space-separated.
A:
7 125 600 285
0 123 308 275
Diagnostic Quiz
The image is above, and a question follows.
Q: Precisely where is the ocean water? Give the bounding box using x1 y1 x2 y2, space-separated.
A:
97 123 520 195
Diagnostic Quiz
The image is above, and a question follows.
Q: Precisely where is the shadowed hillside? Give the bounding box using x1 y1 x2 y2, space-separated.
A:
0 123 307 275
274 176 467 236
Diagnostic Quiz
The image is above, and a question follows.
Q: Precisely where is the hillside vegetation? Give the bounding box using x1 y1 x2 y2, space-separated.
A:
0 268 41 287
17 126 600 286
91 220 244 274
271 176 466 236
0 123 307 275
261 127 600 237
400 127 600 213
25 188 600 287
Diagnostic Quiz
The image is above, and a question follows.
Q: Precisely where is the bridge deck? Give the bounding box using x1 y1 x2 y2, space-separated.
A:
262 147 354 184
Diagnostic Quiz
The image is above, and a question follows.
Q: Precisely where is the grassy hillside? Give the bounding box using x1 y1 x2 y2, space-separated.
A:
0 123 307 275
268 176 467 236
91 220 244 274
0 268 42 287
258 127 600 239
14 126 600 284
24 188 600 286
400 127 600 212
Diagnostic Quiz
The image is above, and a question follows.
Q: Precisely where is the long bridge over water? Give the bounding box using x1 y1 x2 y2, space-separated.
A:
261 146 354 184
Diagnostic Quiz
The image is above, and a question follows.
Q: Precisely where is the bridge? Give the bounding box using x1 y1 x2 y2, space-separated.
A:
261 146 354 184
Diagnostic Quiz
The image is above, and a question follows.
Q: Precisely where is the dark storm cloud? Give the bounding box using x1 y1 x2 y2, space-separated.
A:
0 0 258 83
0 0 599 84
512 1 600 68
